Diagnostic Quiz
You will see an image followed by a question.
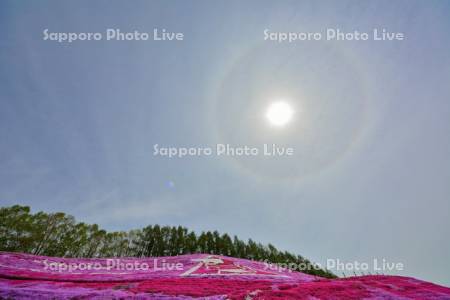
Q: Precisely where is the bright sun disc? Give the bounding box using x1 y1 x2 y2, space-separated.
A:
266 101 293 127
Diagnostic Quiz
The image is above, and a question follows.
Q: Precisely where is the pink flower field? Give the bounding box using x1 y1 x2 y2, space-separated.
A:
1 252 449 299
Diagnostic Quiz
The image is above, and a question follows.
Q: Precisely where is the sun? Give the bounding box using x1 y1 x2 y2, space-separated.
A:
265 101 294 127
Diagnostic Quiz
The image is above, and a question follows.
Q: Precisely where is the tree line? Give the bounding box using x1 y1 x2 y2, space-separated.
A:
0 205 335 278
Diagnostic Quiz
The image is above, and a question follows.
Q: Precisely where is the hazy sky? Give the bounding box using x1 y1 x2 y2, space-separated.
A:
1 0 449 285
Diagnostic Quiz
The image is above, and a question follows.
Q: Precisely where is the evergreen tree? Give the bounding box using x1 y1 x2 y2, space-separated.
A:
0 205 336 278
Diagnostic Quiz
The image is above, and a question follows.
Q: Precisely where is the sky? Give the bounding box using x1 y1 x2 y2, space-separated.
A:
1 0 450 286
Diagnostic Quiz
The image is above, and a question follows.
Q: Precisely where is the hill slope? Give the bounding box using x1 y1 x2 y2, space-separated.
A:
0 205 334 278
1 252 450 299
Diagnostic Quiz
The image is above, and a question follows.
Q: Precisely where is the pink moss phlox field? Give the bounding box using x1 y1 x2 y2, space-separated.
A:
1 252 450 299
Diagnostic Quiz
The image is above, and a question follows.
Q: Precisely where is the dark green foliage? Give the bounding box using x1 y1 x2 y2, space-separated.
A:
0 205 335 278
